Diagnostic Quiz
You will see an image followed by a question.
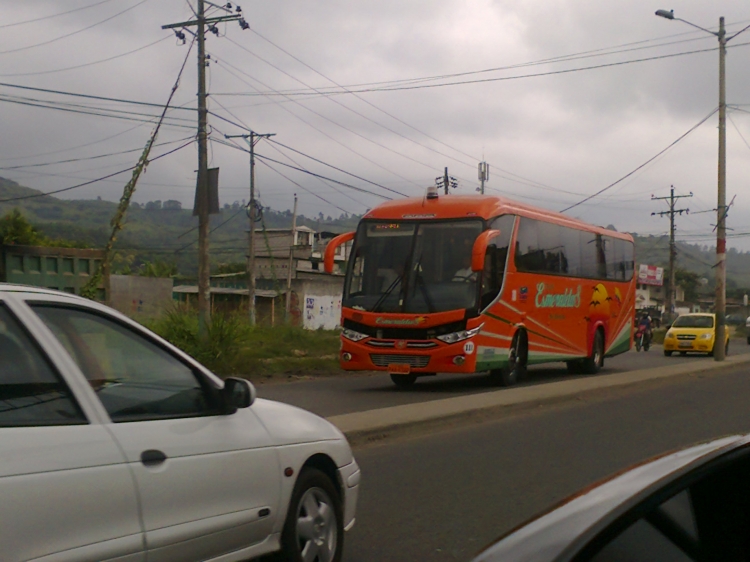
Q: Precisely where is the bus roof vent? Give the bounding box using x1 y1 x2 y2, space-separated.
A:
426 185 439 199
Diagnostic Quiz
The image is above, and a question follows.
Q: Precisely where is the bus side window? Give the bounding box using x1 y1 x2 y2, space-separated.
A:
482 215 515 308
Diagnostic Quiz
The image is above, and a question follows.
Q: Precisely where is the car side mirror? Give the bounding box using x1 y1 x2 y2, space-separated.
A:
222 377 256 414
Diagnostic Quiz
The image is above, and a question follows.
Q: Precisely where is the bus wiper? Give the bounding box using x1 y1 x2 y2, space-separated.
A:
414 267 436 313
372 273 404 313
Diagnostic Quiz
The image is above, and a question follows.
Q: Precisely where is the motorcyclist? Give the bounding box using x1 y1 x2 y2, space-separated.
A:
637 313 652 347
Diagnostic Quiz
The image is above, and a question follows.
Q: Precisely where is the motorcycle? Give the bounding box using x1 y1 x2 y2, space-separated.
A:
635 326 650 352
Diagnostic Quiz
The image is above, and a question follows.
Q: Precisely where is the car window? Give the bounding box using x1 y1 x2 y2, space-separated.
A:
673 316 714 329
31 305 220 423
0 303 86 427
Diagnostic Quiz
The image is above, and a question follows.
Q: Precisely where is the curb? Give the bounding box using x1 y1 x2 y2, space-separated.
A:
328 353 750 445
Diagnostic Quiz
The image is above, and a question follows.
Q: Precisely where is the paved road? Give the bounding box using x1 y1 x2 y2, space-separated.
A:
256 345 730 417
342 363 750 561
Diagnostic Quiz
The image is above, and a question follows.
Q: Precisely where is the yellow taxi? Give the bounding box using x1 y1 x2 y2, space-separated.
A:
663 313 729 357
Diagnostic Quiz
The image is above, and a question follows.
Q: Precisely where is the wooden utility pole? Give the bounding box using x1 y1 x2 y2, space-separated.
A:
162 1 248 334
285 194 298 324
225 131 275 325
652 186 692 323
195 0 210 333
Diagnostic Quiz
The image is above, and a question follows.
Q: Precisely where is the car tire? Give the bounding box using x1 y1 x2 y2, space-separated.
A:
280 468 344 562
390 373 417 388
580 329 604 375
726 340 729 356
490 330 527 386
664 350 673 357
747 336 750 345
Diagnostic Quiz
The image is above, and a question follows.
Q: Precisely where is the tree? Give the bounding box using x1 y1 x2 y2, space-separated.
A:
138 260 178 278
0 209 44 245
675 268 700 303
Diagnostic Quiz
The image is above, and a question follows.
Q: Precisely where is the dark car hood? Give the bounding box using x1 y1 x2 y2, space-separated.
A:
474 435 746 562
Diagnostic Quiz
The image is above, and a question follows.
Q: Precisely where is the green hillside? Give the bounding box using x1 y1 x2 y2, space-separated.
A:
2 176 749 295
0 177 360 276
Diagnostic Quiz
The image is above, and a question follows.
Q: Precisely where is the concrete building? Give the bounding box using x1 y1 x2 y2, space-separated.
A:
0 244 105 299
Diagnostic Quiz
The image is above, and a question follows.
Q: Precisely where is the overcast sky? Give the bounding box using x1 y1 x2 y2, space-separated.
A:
1 0 750 250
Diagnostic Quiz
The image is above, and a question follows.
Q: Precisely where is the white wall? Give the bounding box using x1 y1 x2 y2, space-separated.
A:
303 295 342 330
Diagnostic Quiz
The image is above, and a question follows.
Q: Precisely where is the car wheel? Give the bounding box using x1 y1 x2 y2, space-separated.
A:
747 336 750 345
280 468 344 562
390 373 417 388
664 350 672 357
490 331 527 386
580 329 604 375
726 340 729 356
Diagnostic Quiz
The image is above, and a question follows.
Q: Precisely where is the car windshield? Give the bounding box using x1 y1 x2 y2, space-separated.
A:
672 315 714 328
343 219 485 313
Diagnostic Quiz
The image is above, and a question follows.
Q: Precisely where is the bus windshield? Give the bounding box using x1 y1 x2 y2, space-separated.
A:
344 219 485 313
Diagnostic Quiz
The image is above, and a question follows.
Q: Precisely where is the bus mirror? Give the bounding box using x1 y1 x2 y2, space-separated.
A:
324 231 355 273
471 229 501 271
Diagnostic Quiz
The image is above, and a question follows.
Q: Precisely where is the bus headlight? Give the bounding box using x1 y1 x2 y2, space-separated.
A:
437 325 482 344
342 328 368 342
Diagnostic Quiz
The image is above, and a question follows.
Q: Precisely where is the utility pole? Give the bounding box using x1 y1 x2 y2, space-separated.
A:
478 161 489 194
225 131 275 325
162 2 248 334
716 16 728 361
285 194 298 324
652 186 692 324
435 167 457 194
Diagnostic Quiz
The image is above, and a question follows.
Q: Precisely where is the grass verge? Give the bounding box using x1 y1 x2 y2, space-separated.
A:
146 306 341 379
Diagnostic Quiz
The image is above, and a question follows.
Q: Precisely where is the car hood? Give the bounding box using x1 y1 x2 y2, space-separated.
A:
250 398 345 446
473 434 746 562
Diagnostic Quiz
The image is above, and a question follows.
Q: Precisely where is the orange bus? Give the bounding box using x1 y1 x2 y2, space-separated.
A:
325 189 636 387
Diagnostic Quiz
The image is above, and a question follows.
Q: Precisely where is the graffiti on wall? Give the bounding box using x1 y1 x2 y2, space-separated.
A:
304 295 342 330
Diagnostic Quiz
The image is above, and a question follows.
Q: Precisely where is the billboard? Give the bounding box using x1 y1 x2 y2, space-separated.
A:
638 264 664 286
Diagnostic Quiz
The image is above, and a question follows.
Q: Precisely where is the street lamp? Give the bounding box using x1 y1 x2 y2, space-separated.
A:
655 10 749 361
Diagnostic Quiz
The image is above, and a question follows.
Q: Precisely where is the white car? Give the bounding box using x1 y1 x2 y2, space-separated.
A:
0 284 359 562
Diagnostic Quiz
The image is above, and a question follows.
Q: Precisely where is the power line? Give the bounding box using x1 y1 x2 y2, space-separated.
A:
0 0 153 56
212 137 395 200
0 140 194 203
207 101 367 208
237 27 720 98
561 108 717 213
0 0 117 29
0 81 197 112
0 135 195 171
0 36 172 77
210 57 424 190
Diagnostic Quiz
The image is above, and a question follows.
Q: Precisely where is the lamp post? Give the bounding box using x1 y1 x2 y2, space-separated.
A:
655 9 747 361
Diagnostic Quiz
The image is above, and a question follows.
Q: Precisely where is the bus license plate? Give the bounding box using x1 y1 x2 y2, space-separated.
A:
678 341 692 348
388 364 411 374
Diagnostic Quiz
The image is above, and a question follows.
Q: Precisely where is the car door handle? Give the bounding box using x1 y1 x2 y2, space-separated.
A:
141 449 167 467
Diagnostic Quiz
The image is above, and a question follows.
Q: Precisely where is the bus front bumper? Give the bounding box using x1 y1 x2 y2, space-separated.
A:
339 338 479 373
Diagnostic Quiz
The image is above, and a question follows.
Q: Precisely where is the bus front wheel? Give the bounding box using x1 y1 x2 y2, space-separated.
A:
580 329 604 375
491 331 527 387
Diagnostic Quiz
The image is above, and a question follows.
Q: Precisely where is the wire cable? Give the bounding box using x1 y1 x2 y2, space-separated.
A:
0 0 117 29
0 36 172 77
0 0 152 56
0 140 194 203
561 109 718 213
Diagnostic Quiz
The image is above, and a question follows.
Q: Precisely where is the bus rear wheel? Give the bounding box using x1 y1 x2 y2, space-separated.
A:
580 329 604 375
490 331 527 387
390 373 417 388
